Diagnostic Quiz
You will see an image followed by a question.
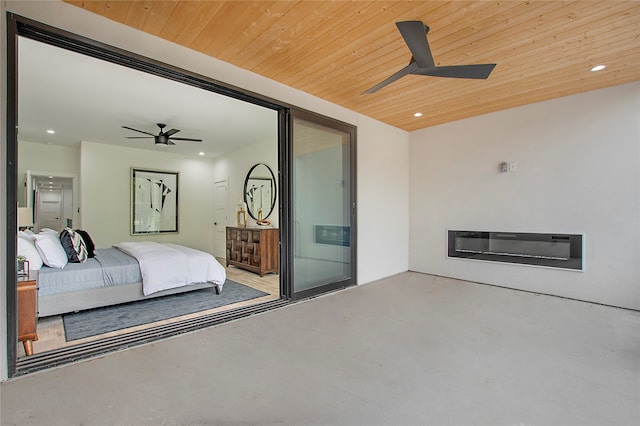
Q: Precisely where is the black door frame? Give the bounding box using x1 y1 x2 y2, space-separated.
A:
288 109 358 301
4 12 356 377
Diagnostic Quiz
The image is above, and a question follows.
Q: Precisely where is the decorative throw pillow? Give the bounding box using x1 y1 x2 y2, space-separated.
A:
33 232 68 269
74 229 95 258
60 228 88 263
17 234 44 270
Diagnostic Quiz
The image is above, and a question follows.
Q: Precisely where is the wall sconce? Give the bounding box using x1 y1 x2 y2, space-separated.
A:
499 162 518 173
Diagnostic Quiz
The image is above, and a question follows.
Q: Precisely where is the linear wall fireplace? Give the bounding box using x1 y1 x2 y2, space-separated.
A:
448 230 583 270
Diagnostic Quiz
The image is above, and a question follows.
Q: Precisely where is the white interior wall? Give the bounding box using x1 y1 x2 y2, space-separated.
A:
210 139 279 258
212 139 279 227
80 141 216 252
409 82 640 310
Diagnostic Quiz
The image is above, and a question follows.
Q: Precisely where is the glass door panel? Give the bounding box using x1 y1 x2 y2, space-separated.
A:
291 114 356 298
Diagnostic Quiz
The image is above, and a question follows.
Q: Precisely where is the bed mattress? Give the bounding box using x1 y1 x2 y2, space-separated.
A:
37 248 142 296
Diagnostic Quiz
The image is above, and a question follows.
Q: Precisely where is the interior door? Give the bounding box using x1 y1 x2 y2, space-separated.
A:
290 111 356 299
37 188 63 231
213 180 228 257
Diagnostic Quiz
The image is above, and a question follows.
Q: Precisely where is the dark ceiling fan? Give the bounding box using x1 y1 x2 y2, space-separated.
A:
122 123 203 145
363 21 496 94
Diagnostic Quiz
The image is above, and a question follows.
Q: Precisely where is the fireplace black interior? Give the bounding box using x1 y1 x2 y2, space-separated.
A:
448 231 583 270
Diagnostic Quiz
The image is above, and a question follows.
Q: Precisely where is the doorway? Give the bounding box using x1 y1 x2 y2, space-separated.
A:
36 187 63 231
23 172 77 231
213 179 228 257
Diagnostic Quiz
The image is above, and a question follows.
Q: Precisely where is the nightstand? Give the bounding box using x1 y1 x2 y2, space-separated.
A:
17 272 38 356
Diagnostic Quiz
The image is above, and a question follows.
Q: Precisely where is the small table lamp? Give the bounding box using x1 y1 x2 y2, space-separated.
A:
18 207 33 231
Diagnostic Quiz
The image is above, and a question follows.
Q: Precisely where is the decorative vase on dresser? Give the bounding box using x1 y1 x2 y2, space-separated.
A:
226 227 278 276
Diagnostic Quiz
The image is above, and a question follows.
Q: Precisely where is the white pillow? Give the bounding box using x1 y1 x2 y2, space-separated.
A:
33 232 68 269
17 234 44 270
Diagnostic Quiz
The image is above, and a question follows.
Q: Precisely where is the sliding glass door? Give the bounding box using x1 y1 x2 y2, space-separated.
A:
290 111 356 299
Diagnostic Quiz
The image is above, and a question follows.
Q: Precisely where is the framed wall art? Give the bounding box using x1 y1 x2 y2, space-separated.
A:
131 168 179 235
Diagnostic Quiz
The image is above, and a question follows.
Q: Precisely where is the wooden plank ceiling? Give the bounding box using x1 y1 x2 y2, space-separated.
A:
65 1 640 131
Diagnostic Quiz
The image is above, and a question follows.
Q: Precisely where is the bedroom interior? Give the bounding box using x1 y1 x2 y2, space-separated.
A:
10 12 358 374
14 31 285 358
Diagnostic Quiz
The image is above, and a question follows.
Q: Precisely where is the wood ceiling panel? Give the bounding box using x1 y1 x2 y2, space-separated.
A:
140 1 178 35
102 1 132 22
264 2 408 82
192 2 272 57
123 0 153 30
173 2 228 48
66 0 107 15
157 0 204 41
213 1 318 68
64 0 640 131
279 2 447 89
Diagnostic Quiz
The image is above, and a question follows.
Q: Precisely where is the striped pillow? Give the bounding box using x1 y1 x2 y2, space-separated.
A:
59 227 88 263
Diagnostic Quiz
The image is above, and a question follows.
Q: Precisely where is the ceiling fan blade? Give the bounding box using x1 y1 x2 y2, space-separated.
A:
396 21 435 68
414 64 497 79
169 137 203 142
363 61 419 94
164 128 180 137
126 136 154 139
121 126 156 136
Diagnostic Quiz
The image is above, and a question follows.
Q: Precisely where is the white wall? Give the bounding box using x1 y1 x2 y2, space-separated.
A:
410 82 640 310
357 116 410 284
1 0 411 379
212 138 279 228
80 141 216 252
210 138 279 258
17 141 79 178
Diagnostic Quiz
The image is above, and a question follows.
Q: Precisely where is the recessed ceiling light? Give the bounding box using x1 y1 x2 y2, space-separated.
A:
590 65 606 72
199 152 205 156
46 129 55 134
414 112 423 117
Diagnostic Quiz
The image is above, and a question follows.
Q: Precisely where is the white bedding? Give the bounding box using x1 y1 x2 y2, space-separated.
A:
114 242 226 296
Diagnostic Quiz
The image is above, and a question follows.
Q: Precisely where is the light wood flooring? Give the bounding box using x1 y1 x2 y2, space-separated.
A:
18 259 279 357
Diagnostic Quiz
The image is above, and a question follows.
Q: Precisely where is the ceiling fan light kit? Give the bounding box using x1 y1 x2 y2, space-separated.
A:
364 21 496 94
122 123 203 146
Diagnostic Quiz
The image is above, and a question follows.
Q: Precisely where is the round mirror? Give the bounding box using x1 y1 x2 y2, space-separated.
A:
244 163 277 221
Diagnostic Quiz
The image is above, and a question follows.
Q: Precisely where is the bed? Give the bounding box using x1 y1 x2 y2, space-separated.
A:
36 241 227 318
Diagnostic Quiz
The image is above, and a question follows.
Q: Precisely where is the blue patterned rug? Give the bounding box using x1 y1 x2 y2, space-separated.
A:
63 280 269 341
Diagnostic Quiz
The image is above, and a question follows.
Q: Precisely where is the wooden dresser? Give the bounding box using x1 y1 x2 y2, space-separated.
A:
226 227 278 276
17 272 38 356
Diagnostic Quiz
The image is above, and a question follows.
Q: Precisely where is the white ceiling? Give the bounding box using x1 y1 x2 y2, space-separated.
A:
18 37 278 159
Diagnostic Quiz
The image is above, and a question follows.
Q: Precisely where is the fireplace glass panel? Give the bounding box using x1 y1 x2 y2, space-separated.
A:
449 231 582 270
